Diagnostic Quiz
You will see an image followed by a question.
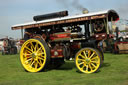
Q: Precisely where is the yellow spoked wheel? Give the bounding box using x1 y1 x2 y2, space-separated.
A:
20 38 50 72
75 47 101 74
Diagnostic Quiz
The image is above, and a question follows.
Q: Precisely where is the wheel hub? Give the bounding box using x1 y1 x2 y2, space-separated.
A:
85 58 90 64
32 53 36 58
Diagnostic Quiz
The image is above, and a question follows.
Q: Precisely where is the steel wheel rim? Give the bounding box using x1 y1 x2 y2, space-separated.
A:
20 39 47 72
75 48 100 73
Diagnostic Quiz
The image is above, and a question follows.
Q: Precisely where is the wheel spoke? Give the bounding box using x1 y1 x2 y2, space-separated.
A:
37 60 42 66
23 53 31 59
30 42 35 50
36 47 42 53
29 58 34 65
24 55 32 60
30 46 34 52
25 46 33 53
30 60 35 66
38 57 45 61
34 43 38 51
89 52 95 59
40 54 46 59
34 61 38 69
23 53 32 56
91 63 97 68
83 51 88 58
39 59 43 65
85 65 89 71
91 56 98 60
25 50 32 54
81 65 85 69
88 50 91 58
25 58 32 64
37 52 44 56
77 58 85 61
91 61 99 64
79 54 86 59
28 65 33 70
89 64 93 71
78 62 84 66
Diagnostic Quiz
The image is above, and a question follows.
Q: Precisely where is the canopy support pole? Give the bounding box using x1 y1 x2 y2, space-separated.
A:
21 29 23 39
106 16 109 34
111 17 114 33
90 20 92 36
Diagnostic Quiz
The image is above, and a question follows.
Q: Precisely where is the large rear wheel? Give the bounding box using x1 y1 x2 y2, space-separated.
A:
20 38 50 72
75 47 101 74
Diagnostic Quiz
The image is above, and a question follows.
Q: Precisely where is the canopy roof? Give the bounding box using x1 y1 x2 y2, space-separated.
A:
12 9 119 30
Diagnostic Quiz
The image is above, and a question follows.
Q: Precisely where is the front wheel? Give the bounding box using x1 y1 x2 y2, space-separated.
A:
20 38 50 72
75 47 101 74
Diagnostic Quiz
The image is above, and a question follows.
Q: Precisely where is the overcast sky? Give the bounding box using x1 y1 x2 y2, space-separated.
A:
0 0 128 39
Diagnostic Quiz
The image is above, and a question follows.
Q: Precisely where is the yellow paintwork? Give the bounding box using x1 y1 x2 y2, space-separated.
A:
75 48 101 73
20 39 47 72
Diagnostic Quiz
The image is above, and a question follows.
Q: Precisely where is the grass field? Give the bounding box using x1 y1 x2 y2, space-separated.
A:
0 53 128 85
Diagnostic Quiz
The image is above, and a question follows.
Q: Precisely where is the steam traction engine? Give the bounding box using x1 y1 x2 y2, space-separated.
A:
12 10 119 73
103 27 128 54
2 38 17 55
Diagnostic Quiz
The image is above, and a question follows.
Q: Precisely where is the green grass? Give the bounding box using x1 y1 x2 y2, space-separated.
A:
0 53 128 85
